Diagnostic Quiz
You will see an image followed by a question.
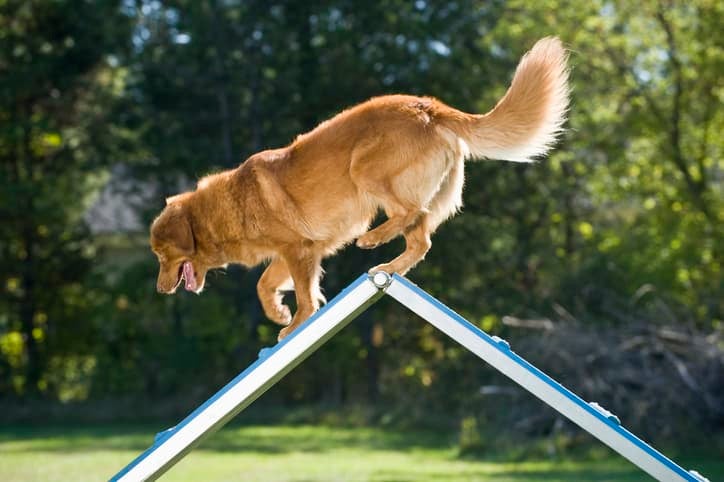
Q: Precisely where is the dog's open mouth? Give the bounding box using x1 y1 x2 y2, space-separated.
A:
179 260 198 292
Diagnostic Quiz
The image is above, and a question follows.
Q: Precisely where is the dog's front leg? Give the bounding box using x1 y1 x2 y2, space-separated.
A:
277 247 322 341
257 258 293 326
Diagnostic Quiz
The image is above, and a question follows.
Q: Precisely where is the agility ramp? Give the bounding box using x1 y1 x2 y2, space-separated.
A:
111 272 709 482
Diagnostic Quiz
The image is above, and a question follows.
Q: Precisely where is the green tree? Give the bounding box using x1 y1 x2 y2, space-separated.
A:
423 0 723 326
0 1 133 397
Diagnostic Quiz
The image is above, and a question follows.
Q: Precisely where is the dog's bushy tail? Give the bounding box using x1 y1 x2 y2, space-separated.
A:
453 37 570 163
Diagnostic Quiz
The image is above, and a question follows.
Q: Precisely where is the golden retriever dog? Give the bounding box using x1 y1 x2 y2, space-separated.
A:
150 37 569 340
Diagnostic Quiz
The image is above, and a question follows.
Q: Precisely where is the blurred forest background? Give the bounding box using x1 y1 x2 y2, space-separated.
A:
1 0 722 450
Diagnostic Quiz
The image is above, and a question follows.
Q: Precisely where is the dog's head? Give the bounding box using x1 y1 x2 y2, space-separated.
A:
150 195 209 294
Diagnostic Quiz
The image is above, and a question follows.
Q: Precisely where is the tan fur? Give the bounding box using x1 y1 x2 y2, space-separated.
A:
150 37 570 340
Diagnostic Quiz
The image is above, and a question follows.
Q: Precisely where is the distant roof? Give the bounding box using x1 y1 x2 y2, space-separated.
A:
85 164 155 234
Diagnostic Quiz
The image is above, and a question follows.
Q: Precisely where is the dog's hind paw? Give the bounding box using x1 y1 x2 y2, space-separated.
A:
356 234 380 249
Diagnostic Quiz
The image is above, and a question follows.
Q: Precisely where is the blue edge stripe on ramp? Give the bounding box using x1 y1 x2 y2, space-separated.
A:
111 272 704 482
110 274 370 481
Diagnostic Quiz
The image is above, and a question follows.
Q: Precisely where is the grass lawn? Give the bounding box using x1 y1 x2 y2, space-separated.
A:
0 423 720 481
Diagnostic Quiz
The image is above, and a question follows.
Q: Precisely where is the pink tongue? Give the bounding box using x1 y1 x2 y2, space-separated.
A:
183 261 197 291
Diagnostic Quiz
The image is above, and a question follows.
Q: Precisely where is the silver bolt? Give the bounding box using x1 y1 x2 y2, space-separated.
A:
371 271 391 288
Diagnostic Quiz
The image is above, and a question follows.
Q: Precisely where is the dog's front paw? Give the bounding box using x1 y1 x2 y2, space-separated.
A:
277 309 315 341
267 304 292 326
278 325 293 341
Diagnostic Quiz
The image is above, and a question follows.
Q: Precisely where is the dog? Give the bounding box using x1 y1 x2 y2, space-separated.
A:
150 37 569 340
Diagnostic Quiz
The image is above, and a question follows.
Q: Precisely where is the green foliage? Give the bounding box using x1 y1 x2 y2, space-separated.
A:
0 1 134 397
0 1 721 445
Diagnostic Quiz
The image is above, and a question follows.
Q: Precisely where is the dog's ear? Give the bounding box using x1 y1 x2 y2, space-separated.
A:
152 205 195 254
172 209 195 254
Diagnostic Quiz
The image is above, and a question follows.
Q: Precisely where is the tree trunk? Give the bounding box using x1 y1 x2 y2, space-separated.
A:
16 106 42 397
19 231 41 397
289 2 319 130
210 0 234 166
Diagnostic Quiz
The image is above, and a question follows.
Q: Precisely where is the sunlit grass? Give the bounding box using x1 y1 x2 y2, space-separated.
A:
0 424 720 482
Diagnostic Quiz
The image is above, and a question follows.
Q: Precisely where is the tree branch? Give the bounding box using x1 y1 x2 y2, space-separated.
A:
602 44 667 126
654 5 712 220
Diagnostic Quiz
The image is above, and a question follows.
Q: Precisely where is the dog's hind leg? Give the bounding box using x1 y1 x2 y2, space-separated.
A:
356 200 427 249
351 140 446 250
369 155 464 275
370 214 432 275
425 155 464 232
